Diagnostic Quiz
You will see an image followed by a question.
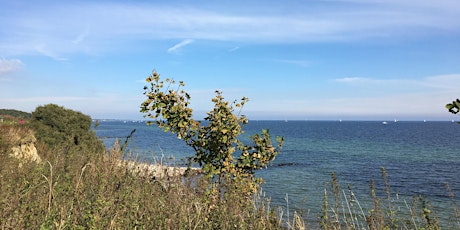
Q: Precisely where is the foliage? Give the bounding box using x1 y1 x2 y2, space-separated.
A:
0 141 281 229
0 109 31 120
29 104 105 158
0 124 35 156
140 70 283 193
1 125 457 228
446 99 460 115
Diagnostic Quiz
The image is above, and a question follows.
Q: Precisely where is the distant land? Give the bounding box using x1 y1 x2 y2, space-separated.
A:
1 108 457 123
0 109 31 120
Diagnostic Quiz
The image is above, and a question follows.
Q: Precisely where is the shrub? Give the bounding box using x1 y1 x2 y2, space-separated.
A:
140 70 284 195
29 104 105 156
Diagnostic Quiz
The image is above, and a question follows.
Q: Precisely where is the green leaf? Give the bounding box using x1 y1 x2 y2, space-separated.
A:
140 70 283 194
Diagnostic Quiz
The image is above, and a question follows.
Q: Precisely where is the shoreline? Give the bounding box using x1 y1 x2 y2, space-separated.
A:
119 160 201 179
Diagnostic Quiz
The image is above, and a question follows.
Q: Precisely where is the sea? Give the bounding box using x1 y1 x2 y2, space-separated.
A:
94 120 460 226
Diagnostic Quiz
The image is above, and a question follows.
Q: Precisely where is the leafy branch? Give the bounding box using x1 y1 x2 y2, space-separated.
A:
446 99 460 115
140 70 283 193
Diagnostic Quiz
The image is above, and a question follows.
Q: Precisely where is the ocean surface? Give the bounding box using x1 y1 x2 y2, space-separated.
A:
94 120 460 225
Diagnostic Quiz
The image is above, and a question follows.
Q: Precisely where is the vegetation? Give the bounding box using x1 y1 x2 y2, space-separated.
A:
0 123 34 157
1 104 283 229
446 99 460 115
140 71 283 195
313 169 457 230
0 83 459 229
0 109 31 124
2 135 457 229
0 109 31 120
29 104 105 159
1 126 280 229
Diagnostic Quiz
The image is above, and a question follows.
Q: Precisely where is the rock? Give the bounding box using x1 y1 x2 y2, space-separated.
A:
120 160 201 179
10 140 41 163
2 125 42 164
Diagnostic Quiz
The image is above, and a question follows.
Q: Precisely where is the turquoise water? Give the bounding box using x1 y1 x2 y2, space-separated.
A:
94 120 460 225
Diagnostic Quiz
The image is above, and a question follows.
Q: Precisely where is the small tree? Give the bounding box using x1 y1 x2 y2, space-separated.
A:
140 71 283 193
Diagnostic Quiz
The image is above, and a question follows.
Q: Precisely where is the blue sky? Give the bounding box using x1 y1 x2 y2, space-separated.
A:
1 0 459 120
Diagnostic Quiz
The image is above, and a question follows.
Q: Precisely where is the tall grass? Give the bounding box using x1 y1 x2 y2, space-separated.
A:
0 136 280 229
309 168 460 230
1 124 459 229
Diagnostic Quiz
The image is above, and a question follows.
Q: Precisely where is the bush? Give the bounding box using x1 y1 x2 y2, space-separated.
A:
29 104 105 156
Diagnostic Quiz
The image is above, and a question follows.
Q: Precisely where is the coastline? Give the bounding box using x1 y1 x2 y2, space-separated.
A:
119 160 201 179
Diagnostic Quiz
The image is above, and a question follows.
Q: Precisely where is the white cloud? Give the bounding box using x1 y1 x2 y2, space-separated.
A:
1 1 459 57
167 39 194 53
1 96 91 103
421 74 460 92
257 90 455 120
72 30 89 45
34 44 68 61
331 0 460 12
335 74 460 92
228 46 240 52
248 73 460 120
335 77 368 83
275 59 311 68
0 94 143 119
0 58 24 76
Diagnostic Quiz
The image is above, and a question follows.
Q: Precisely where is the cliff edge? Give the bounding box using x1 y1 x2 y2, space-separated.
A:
0 125 42 164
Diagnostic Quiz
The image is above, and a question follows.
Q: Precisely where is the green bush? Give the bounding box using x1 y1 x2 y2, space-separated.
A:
29 104 105 156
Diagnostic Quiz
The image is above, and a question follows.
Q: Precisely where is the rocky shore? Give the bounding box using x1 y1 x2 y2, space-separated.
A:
120 160 201 179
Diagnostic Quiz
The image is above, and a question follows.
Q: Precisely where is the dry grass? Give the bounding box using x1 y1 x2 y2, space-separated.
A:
0 135 280 229
300 169 460 230
1 124 459 229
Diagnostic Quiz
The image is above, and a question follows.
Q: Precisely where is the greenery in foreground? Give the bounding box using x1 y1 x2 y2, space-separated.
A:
1 104 281 229
0 80 459 229
1 129 458 229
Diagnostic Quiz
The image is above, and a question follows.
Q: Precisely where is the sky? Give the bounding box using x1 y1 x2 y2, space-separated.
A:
1 0 459 121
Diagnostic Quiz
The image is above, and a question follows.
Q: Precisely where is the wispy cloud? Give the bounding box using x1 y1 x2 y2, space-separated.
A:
1 1 458 57
335 77 368 83
0 94 142 118
275 59 312 68
167 39 194 53
72 30 89 45
422 74 460 91
1 96 92 103
34 44 68 61
335 74 460 91
0 58 24 76
228 46 240 52
326 74 460 118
